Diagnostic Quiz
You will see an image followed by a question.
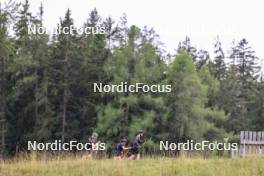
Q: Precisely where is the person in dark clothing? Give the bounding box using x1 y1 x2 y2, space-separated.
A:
114 139 131 160
129 130 144 160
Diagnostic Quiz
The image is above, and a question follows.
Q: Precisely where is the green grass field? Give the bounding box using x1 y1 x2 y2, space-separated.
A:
0 157 263 176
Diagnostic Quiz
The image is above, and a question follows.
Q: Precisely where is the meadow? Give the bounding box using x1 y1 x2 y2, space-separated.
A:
0 157 263 176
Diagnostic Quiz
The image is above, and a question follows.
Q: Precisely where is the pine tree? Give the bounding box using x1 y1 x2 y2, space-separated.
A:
166 51 208 141
212 37 226 80
103 17 119 49
8 0 39 152
116 13 128 46
225 39 260 132
250 75 264 130
198 65 220 107
96 25 167 151
220 66 243 133
31 3 55 142
198 65 227 141
0 0 16 157
196 49 210 70
177 37 197 62
50 9 76 142
77 9 108 141
97 25 141 140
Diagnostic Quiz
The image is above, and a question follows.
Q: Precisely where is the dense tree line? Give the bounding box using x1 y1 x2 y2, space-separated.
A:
0 0 263 156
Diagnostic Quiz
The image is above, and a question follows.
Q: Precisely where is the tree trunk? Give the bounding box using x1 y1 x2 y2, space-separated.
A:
62 88 68 143
0 56 6 158
35 71 39 122
62 35 69 143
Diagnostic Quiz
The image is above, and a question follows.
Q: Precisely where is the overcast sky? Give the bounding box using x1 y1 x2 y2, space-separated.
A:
6 0 264 65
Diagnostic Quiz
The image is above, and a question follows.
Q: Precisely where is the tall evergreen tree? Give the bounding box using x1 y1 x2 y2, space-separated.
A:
31 4 55 142
250 73 264 131
225 39 260 132
166 51 208 142
8 0 39 153
196 49 210 70
96 25 167 152
49 9 77 142
177 37 197 62
103 17 119 49
0 0 17 157
212 37 226 80
77 9 108 140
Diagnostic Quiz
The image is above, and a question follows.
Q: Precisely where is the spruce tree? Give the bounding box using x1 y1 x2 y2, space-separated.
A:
212 37 226 80
49 9 77 142
77 9 108 141
0 0 16 157
8 0 38 152
225 39 260 132
196 49 210 70
177 37 197 62
31 4 55 142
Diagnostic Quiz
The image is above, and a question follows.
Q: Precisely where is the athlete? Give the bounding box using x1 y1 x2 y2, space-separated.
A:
82 132 99 160
114 138 131 160
129 130 144 160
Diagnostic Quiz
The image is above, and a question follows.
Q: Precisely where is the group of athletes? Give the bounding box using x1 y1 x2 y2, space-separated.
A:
114 130 144 160
84 130 144 160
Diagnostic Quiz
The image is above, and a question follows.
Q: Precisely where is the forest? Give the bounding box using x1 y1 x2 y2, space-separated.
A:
0 0 264 157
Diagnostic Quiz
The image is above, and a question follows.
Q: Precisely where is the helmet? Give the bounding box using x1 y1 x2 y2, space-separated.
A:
121 138 127 143
138 130 144 134
89 132 98 143
92 132 98 139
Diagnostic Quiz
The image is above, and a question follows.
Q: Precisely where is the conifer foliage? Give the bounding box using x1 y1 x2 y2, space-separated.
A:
0 0 263 156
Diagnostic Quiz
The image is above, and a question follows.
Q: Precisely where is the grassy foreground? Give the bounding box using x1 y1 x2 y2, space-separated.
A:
0 157 264 176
